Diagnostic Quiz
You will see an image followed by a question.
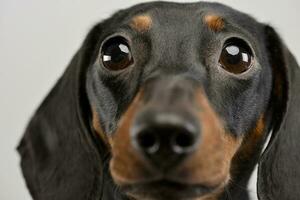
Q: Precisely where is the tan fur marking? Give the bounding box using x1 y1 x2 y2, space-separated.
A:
109 88 243 198
130 15 152 32
250 116 265 139
235 116 266 160
175 89 242 188
109 90 157 185
92 107 110 146
229 115 266 187
203 14 224 32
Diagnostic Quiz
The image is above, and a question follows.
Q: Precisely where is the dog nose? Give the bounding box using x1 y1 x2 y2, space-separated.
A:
131 112 200 169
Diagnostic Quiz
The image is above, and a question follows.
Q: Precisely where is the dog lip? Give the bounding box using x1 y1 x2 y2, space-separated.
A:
121 179 217 199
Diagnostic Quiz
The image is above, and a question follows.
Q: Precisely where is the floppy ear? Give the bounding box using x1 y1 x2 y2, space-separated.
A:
258 25 300 199
17 23 107 200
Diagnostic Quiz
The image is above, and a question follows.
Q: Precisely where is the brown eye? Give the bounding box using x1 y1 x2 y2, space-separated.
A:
219 38 253 74
101 36 133 70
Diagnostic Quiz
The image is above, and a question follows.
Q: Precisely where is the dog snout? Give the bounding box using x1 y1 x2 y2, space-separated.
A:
131 111 200 170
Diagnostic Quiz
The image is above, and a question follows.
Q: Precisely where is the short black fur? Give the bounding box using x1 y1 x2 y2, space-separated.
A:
18 2 300 200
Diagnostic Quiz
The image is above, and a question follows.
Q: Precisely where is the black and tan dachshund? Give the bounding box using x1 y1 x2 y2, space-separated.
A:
18 1 300 200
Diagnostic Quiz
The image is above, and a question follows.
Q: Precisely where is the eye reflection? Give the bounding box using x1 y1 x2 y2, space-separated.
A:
226 46 239 56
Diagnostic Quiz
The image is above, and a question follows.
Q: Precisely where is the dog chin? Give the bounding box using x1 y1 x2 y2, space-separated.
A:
121 180 219 200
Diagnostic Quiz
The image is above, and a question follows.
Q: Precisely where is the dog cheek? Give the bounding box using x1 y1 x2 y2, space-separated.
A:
109 91 155 185
175 90 242 187
230 115 266 176
91 107 111 147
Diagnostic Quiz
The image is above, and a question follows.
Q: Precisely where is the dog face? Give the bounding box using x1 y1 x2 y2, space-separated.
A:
87 2 272 199
19 1 300 200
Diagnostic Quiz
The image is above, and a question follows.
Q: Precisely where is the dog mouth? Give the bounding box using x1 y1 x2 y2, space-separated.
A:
121 179 219 200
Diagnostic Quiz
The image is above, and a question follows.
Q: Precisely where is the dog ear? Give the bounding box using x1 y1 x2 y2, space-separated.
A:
257 25 300 199
17 23 106 200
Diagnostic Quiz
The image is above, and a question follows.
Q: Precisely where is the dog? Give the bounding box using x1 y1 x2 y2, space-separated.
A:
18 1 300 200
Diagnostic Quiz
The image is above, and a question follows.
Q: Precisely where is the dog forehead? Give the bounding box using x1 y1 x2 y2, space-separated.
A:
99 2 264 71
119 2 260 33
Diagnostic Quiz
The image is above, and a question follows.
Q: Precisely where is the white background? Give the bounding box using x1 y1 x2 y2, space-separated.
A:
1 0 299 199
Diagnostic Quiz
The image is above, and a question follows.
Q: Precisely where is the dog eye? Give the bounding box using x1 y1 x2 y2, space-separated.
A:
219 38 253 74
101 36 133 70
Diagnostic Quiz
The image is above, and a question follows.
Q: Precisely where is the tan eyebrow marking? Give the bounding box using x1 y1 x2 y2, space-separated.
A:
130 14 152 33
203 14 225 32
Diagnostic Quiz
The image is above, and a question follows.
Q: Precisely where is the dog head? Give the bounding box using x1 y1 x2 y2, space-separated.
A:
18 2 300 200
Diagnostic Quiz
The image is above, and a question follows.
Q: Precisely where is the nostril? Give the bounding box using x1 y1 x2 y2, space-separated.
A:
136 130 160 154
172 131 197 153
